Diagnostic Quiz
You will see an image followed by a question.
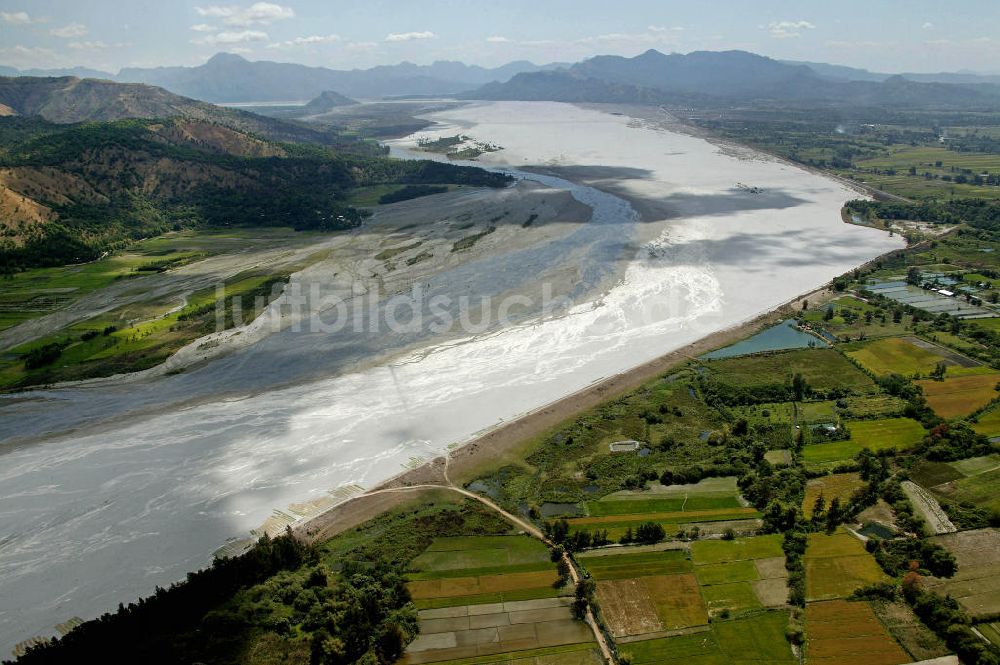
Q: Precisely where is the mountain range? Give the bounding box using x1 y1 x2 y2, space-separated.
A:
468 49 1000 109
3 50 1000 108
116 53 565 102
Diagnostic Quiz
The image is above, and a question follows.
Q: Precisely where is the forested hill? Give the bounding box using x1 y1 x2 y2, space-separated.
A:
0 115 510 271
0 75 350 146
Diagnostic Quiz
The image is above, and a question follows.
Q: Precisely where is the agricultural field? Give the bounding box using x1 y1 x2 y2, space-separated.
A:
804 529 888 601
580 549 692 581
926 528 1000 619
402 535 596 663
910 454 1000 516
971 406 1000 437
805 599 911 665
802 473 867 518
979 622 1000 648
690 534 788 616
801 418 926 467
702 348 876 393
845 336 963 376
406 536 565 611
618 610 795 665
594 572 707 637
567 479 760 541
401 597 597 665
870 599 951 662
917 372 1000 418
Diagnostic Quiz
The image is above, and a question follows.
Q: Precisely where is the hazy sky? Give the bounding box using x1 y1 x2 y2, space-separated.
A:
2 0 999 74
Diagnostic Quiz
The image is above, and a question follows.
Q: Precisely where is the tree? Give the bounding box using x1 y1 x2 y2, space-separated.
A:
792 373 809 401
634 522 666 544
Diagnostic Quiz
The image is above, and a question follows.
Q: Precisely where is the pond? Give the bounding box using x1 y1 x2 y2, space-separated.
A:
701 319 827 359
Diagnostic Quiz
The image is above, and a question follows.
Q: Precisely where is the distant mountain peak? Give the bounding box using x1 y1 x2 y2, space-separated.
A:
206 52 249 65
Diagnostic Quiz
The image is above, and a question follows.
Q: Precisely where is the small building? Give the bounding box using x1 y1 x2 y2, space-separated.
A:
609 440 641 453
938 289 955 297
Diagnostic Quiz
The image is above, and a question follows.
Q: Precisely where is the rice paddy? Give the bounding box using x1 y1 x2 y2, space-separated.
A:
804 529 889 601
801 418 926 467
805 600 910 665
917 372 1000 418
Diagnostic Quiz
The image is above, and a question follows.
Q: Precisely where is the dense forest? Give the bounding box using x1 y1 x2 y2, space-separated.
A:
0 116 511 271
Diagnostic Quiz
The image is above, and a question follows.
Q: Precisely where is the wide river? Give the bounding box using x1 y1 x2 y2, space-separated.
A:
0 101 903 654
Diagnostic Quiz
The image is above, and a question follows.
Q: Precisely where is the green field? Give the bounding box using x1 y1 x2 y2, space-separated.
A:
565 508 762 541
704 348 875 393
846 337 951 376
801 418 926 466
971 406 1000 437
621 611 795 665
805 530 888 601
587 495 742 516
411 536 549 572
691 534 784 565
694 560 759 586
579 549 693 581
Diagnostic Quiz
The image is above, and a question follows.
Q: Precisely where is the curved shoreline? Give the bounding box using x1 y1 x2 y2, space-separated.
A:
295 279 841 544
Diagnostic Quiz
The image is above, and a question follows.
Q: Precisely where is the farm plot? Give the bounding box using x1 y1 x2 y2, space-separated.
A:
595 573 708 637
803 473 867 518
805 599 910 665
580 549 692 580
564 507 761 541
971 407 1000 437
620 611 795 665
587 494 743 517
804 529 888 601
801 418 925 467
401 597 596 664
407 536 565 610
916 454 1000 515
691 535 788 615
703 348 875 393
410 536 552 577
917 372 1000 418
846 336 955 376
926 528 1000 619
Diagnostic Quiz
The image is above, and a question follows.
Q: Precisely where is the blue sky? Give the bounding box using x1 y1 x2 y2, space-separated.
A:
1 0 999 73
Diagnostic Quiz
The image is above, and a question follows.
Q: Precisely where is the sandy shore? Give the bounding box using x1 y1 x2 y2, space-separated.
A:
298 281 837 543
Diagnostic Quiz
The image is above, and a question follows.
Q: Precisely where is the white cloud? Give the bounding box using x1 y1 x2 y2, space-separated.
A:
193 29 269 45
486 36 510 43
190 23 215 32
385 31 436 42
1 11 33 24
195 2 293 27
766 20 815 39
68 41 109 50
50 22 88 38
922 21 934 29
648 25 683 32
267 34 341 49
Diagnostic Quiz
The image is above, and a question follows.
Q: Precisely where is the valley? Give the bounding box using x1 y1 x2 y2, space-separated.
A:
0 100 904 656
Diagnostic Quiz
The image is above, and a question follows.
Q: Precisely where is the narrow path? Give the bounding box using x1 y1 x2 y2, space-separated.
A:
360 467 616 664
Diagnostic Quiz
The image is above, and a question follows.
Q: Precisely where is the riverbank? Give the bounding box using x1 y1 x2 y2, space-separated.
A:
297 281 839 544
